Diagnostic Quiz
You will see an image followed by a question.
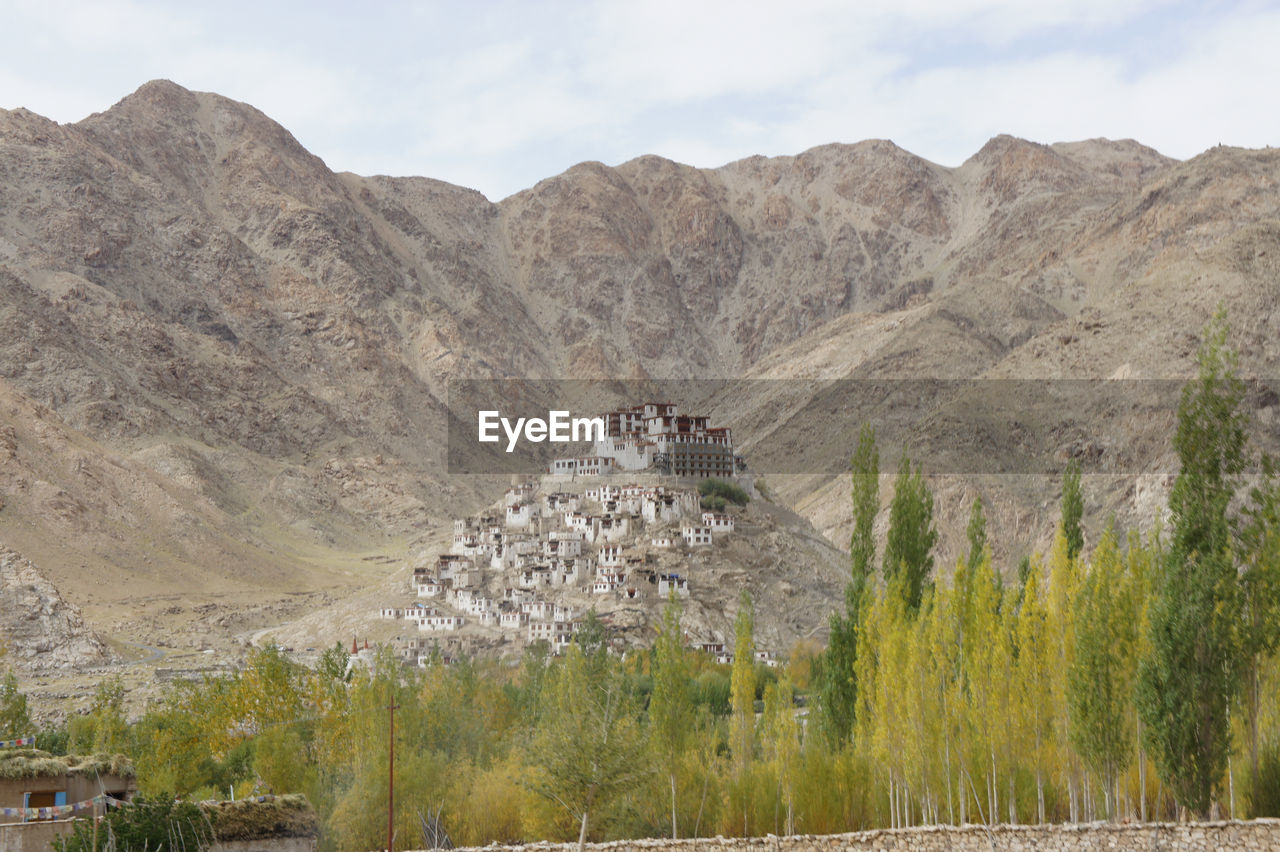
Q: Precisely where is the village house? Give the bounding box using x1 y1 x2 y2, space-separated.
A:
505 483 536 504
543 531 583 557
586 513 632 544
399 635 429 663
435 554 473 576
0 750 136 849
551 628 576 653
518 565 554 589
650 536 675 549
584 485 619 503
505 501 533 529
378 607 404 619
642 493 684 524
419 613 465 632
548 456 618 476
417 579 445 598
551 557 586 585
500 608 529 629
658 573 690 597
528 621 555 644
598 545 625 567
504 587 534 604
682 526 713 547
451 528 480 553
446 564 483 589
593 572 626 594
522 600 555 621
543 491 580 513
466 596 494 615
702 512 735 534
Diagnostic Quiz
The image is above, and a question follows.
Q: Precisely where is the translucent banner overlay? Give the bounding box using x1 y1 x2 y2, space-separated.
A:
446 379 1280 475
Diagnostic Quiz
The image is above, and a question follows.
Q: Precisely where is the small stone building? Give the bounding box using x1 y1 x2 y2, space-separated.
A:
0 749 136 852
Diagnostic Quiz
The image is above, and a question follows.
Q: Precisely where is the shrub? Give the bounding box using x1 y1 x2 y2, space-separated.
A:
697 479 749 507
56 795 211 852
1250 740 1280 817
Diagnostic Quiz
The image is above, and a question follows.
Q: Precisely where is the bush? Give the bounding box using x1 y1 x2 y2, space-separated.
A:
56 795 211 852
691 670 731 716
35 726 69 756
697 479 749 507
1250 740 1280 817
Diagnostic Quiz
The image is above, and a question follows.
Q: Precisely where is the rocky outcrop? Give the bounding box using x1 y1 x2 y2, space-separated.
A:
0 546 111 671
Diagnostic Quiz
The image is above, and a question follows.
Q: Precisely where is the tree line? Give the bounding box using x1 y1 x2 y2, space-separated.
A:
1 312 1278 850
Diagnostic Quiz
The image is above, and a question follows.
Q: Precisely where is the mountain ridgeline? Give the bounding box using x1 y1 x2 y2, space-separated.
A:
2 79 1280 655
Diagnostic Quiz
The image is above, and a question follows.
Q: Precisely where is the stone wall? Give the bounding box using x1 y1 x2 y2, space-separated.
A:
0 817 75 852
208 837 317 852
416 819 1280 852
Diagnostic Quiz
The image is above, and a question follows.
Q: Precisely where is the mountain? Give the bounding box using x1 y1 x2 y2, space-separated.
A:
2 80 1279 686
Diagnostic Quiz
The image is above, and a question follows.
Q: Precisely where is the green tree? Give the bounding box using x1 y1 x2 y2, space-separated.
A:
815 425 878 745
1137 310 1247 817
1061 459 1085 562
966 496 988 576
883 451 937 614
1067 525 1137 818
1238 455 1280 801
729 590 756 834
69 676 128 755
0 669 31 739
528 645 649 849
850 425 880 598
649 596 694 838
761 675 801 834
1013 558 1056 823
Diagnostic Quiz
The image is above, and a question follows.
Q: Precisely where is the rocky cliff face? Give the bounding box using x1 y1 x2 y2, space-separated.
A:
0 546 111 672
2 80 1279 660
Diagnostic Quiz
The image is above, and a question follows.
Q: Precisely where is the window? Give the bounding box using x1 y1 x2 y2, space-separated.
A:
22 791 67 822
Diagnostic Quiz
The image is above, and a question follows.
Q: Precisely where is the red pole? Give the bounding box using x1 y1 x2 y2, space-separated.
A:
388 702 399 852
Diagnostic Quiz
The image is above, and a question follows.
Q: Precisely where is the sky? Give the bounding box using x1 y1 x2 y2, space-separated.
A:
2 0 1278 201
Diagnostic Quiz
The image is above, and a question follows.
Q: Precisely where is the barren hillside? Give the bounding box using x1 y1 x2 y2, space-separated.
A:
2 80 1279 683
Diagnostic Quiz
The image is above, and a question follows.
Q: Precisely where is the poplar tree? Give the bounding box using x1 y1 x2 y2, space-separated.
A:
966 497 988 577
816 425 878 744
761 675 801 835
1239 457 1280 802
1068 526 1137 818
1061 460 1085 562
1014 560 1056 823
883 451 937 614
850 425 880 600
650 596 694 838
1138 310 1247 817
729 590 757 834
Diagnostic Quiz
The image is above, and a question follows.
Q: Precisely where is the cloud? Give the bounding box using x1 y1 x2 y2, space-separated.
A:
2 0 1277 199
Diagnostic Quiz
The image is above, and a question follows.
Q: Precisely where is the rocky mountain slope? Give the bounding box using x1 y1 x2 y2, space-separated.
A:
0 546 110 672
2 80 1279 674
